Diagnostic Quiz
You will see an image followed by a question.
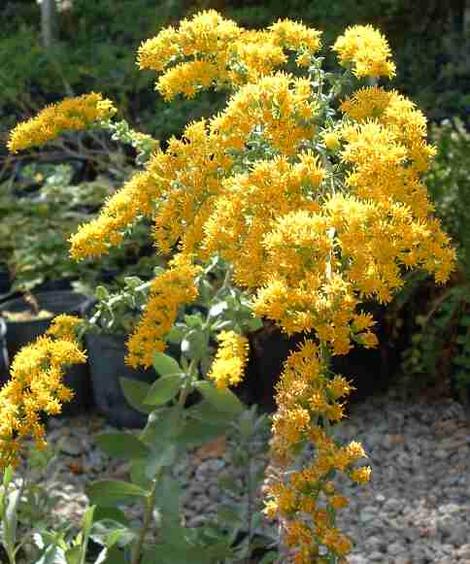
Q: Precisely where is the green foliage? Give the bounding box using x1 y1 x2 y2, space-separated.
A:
0 115 158 291
0 258 272 562
0 149 158 293
78 261 271 562
426 119 470 271
0 442 98 563
88 276 153 335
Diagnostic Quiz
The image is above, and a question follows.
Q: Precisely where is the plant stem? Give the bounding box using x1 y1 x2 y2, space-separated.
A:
244 447 254 563
130 369 194 564
131 475 159 564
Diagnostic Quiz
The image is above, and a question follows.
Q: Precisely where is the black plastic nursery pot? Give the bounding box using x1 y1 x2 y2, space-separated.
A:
0 266 11 296
35 277 75 292
0 291 93 358
85 332 155 428
0 291 94 415
244 306 400 410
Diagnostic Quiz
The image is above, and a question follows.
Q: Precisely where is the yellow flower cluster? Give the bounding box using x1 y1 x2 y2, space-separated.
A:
7 93 116 153
0 316 85 468
70 169 161 259
8 13 455 560
333 24 396 78
137 11 321 99
208 331 249 389
70 73 316 263
264 340 370 560
210 73 317 155
126 256 201 368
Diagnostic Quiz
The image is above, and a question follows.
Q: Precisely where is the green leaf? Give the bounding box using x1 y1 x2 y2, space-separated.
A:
143 538 213 564
208 301 228 318
2 466 13 488
93 506 129 526
187 400 232 426
97 546 128 564
4 487 20 554
217 504 243 527
177 420 226 447
246 317 263 332
65 546 81 564
95 285 109 301
86 480 147 507
258 551 278 563
180 330 208 359
129 459 152 489
183 313 205 328
155 475 182 524
145 444 177 478
196 382 244 414
96 432 150 459
152 352 181 377
119 378 153 414
144 375 181 406
91 519 134 550
166 327 183 344
79 505 95 563
36 544 67 564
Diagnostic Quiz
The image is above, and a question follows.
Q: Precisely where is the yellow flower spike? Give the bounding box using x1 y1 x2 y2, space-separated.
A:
156 60 220 100
8 93 116 153
137 26 181 72
208 330 249 389
333 24 396 79
70 168 161 260
0 329 86 469
126 256 201 368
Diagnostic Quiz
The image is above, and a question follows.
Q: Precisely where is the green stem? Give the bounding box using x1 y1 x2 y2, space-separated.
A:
130 476 159 564
130 372 194 564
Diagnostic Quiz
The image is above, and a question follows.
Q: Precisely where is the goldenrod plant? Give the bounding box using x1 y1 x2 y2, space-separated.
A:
5 11 455 562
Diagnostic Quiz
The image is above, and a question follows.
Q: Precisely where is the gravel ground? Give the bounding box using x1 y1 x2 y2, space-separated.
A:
32 386 470 563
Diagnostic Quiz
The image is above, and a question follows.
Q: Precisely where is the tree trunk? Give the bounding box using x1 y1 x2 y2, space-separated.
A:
40 0 57 49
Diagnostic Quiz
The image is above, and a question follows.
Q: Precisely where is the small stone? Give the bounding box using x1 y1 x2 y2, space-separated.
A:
438 503 461 515
383 497 403 516
434 449 448 460
348 556 368 564
208 485 219 498
369 551 386 561
397 452 411 468
449 523 468 546
189 515 207 527
58 436 83 456
360 507 377 523
403 526 420 543
364 536 383 552
456 544 470 559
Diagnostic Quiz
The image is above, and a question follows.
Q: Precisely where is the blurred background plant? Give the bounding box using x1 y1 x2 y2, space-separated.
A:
0 162 157 293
